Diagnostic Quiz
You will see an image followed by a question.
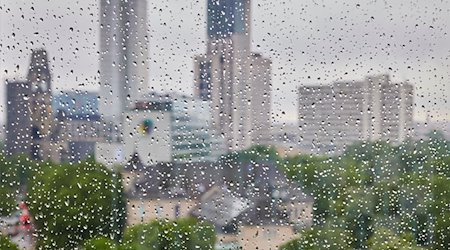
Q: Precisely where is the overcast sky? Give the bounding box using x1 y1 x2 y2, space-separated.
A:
1 0 449 125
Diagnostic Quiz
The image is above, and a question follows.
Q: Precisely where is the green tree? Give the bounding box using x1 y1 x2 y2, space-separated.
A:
121 218 216 250
431 174 450 250
279 226 351 250
0 234 19 250
368 227 424 250
0 187 16 216
84 236 118 250
27 159 126 249
220 145 281 166
0 154 36 216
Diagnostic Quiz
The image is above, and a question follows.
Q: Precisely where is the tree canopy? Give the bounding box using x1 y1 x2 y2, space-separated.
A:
27 158 126 249
280 135 450 249
83 218 216 250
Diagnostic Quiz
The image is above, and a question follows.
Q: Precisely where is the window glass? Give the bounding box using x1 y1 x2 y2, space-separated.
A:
0 1 449 249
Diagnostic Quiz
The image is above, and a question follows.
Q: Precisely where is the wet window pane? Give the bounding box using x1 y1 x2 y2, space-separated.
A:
0 0 449 249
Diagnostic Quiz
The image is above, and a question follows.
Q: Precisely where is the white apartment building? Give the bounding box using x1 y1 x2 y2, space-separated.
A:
298 74 414 154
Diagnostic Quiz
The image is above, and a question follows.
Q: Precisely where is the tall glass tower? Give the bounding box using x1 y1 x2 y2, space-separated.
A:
99 0 149 139
207 0 249 39
195 0 272 150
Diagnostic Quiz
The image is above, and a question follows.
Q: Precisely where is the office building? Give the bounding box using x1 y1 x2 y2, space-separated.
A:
144 92 227 163
123 101 173 165
298 74 414 154
194 0 272 150
53 91 99 117
5 80 32 156
168 93 226 163
95 99 172 167
249 53 272 145
99 0 149 133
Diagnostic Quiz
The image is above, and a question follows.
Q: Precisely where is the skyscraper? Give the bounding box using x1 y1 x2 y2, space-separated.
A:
99 0 149 133
194 0 272 150
28 49 54 160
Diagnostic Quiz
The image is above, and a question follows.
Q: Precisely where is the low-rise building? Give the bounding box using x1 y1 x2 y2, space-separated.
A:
121 153 313 250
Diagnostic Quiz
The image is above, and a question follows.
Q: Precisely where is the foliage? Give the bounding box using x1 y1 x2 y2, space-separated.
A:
120 217 216 250
280 134 450 250
83 218 216 250
0 154 35 216
220 145 281 165
0 234 19 250
0 187 16 216
279 225 352 250
84 236 118 250
27 159 126 249
368 228 424 250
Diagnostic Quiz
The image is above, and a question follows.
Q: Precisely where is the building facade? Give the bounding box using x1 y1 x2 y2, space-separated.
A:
194 0 272 150
169 93 226 163
298 74 414 154
28 49 54 160
5 80 32 156
5 49 57 161
143 92 227 163
123 101 173 166
53 91 98 117
122 156 314 250
99 0 149 134
249 53 272 145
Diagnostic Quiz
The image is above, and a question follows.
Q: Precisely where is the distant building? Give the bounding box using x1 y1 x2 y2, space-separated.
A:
97 0 150 166
52 91 98 117
298 74 414 154
171 94 217 162
144 92 226 163
5 49 58 161
28 49 55 160
52 113 105 163
123 101 173 165
270 123 310 157
99 0 149 132
5 80 32 156
5 50 107 163
122 153 313 250
97 100 173 166
249 53 272 145
194 0 272 150
49 91 101 163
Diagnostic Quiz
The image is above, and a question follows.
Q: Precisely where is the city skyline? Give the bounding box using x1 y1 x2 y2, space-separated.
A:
1 0 449 125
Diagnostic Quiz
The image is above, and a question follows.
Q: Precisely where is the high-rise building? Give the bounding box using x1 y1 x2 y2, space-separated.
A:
194 0 272 150
5 49 56 160
249 53 272 144
5 80 32 156
28 49 54 160
298 74 414 154
99 0 149 133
